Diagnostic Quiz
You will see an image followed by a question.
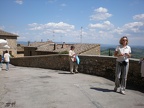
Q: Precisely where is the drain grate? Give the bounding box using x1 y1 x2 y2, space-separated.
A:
5 101 16 107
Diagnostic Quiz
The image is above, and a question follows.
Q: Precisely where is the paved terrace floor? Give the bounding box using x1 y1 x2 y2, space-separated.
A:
0 64 144 108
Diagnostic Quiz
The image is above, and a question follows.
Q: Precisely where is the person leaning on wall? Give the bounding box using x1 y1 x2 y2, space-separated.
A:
114 36 131 95
69 45 78 74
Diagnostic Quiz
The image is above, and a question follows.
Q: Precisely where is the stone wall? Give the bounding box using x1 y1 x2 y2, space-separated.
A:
10 54 144 92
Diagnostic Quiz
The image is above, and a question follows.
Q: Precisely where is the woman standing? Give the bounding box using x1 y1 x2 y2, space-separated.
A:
114 36 131 95
69 46 78 74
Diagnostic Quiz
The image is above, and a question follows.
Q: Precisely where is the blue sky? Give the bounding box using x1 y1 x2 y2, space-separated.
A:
0 0 144 46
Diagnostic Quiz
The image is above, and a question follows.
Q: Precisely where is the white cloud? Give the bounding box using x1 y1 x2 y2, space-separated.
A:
90 7 112 21
28 23 38 27
88 9 144 45
123 22 144 33
133 14 144 21
96 7 108 13
112 13 144 35
20 13 144 45
88 21 114 30
113 21 144 39
113 27 124 35
15 0 23 5
28 22 75 34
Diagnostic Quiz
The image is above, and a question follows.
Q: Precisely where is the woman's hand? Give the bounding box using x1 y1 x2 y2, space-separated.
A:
114 51 123 57
124 53 131 58
72 54 76 58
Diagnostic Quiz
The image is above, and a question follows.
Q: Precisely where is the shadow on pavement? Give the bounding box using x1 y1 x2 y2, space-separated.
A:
58 72 74 74
90 87 114 92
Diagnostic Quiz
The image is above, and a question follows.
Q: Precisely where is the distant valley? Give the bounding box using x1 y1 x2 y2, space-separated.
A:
17 41 144 59
101 44 144 59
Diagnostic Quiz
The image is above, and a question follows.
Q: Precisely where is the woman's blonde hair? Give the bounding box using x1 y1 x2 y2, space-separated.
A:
119 36 129 45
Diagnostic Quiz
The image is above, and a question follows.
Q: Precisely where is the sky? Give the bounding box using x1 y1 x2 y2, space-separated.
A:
0 0 144 46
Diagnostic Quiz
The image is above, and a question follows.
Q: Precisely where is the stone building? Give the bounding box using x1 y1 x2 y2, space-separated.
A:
0 30 18 57
17 44 25 57
24 41 100 56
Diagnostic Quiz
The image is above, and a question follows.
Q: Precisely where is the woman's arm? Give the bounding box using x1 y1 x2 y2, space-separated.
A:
114 51 123 57
125 53 131 58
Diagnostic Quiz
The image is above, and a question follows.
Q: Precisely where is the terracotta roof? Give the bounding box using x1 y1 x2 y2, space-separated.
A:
36 43 71 52
0 29 18 37
74 44 100 54
29 42 100 54
29 41 54 47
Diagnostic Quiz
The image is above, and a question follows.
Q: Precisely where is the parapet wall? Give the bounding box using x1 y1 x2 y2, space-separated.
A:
10 54 144 92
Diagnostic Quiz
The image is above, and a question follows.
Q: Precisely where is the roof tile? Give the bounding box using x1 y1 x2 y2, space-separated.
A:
0 30 18 37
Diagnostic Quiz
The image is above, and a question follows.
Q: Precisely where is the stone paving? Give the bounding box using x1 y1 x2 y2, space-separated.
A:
0 64 144 108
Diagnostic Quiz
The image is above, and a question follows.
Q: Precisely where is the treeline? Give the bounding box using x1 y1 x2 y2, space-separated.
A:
101 46 144 59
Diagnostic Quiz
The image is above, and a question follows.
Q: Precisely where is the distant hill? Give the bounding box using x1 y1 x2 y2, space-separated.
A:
17 41 28 46
101 44 144 59
17 42 144 59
